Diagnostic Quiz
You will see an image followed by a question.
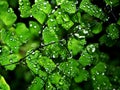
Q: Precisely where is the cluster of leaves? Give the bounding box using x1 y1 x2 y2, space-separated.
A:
0 0 120 90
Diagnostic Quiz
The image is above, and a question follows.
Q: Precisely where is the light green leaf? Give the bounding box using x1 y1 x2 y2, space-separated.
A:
47 16 58 27
16 23 31 43
78 50 93 66
0 75 10 90
62 21 74 30
61 1 76 13
42 27 59 44
38 56 56 73
29 21 41 36
35 1 52 14
56 0 65 5
29 77 44 90
19 0 31 18
0 2 17 26
49 72 61 84
68 38 86 55
74 69 89 83
31 4 47 24
58 59 79 77
0 54 20 70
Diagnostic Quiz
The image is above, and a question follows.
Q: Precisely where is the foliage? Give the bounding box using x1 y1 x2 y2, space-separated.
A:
0 0 120 90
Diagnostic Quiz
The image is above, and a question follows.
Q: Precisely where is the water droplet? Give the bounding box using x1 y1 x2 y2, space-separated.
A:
58 12 62 14
55 6 58 9
97 87 100 90
9 59 13 63
52 55 55 58
102 73 105 75
92 77 95 80
52 9 55 13
75 1 78 4
30 15 33 17
32 52 35 54
34 26 37 28
83 29 88 34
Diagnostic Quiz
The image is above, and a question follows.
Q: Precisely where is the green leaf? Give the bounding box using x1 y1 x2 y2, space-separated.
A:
104 0 119 7
58 59 79 77
47 16 58 27
0 75 10 90
38 70 48 80
43 43 60 59
31 4 47 24
99 34 117 47
92 75 112 90
16 23 31 43
42 27 59 44
68 38 86 56
26 50 41 74
49 72 61 84
19 0 31 18
3 31 21 53
45 80 56 90
0 3 17 26
38 56 56 73
91 62 107 75
35 1 52 14
29 77 44 90
0 53 20 70
72 12 81 23
29 21 42 36
74 69 89 83
80 0 106 20
61 1 76 13
62 20 74 30
56 0 65 5
78 50 93 66
92 22 103 34
106 23 119 40
57 76 70 90
0 1 9 12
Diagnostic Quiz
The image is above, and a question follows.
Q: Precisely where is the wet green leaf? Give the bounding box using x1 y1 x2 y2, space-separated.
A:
49 72 61 84
61 1 76 13
74 69 89 83
80 0 106 20
29 21 41 37
79 50 93 66
62 21 74 30
38 56 56 73
68 38 86 56
31 4 47 24
106 23 119 40
59 59 79 77
16 23 31 43
43 27 59 44
29 77 44 90
91 62 107 75
19 0 31 18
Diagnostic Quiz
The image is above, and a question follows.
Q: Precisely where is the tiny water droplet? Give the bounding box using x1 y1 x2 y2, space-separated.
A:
34 26 37 28
9 59 13 63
